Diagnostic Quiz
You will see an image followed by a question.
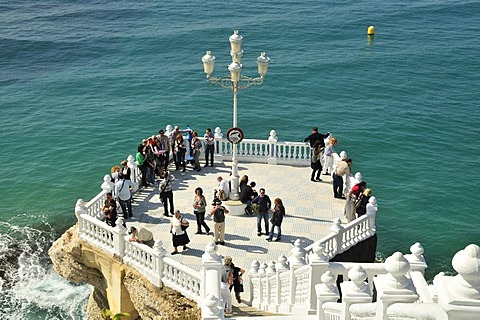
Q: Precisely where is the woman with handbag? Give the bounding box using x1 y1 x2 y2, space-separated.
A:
169 210 190 255
193 187 210 235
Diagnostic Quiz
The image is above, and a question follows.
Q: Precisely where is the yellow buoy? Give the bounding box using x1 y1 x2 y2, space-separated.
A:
367 26 375 36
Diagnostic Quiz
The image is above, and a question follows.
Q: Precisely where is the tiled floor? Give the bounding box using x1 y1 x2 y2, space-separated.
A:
126 160 346 302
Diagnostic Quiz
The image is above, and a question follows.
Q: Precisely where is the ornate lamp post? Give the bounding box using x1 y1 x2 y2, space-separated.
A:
202 30 270 200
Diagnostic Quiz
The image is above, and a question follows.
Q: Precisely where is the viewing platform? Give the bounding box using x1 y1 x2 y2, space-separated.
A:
64 129 480 320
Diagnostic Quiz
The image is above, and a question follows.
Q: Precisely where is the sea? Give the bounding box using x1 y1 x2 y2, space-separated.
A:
1 0 479 318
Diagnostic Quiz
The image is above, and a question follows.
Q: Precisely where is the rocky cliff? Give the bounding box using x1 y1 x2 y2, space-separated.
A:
48 225 200 320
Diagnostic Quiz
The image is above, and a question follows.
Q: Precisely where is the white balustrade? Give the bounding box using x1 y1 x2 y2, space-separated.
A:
162 257 202 303
85 190 108 218
78 214 115 255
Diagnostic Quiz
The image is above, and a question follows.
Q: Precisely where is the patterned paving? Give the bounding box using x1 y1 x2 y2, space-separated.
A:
126 160 346 302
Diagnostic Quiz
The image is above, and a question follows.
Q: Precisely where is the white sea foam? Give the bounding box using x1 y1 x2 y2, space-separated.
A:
0 222 90 319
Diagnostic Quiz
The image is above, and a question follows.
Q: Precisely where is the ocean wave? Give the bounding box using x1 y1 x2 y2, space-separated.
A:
0 222 90 319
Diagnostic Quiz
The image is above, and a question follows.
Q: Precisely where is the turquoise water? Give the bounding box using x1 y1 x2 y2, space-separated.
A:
1 0 479 318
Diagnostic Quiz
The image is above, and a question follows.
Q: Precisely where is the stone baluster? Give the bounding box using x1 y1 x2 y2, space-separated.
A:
75 199 87 233
152 240 167 288
315 271 340 320
101 174 114 193
341 266 372 320
289 239 307 311
374 252 418 320
214 127 223 158
330 219 345 255
354 172 363 184
308 242 330 313
266 261 278 312
248 260 260 307
433 244 480 320
127 154 139 192
113 218 126 258
405 242 427 274
201 242 223 320
366 196 377 235
267 130 277 165
276 255 290 273
258 262 268 310
276 255 290 313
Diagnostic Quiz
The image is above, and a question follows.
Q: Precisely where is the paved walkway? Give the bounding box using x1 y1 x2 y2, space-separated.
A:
126 160 346 305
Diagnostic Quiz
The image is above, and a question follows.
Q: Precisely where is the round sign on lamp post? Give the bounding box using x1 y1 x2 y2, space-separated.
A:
227 127 244 144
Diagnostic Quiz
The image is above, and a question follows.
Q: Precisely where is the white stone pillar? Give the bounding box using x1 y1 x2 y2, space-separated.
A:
214 127 223 159
267 130 277 165
75 199 87 233
113 218 126 258
127 154 140 192
315 271 340 320
405 242 427 274
258 263 268 311
276 255 291 314
152 240 167 288
434 244 480 320
308 242 331 313
330 219 345 255
374 252 418 320
266 261 279 312
289 239 307 313
366 197 377 235
248 260 260 307
201 242 224 320
101 174 114 193
341 266 372 320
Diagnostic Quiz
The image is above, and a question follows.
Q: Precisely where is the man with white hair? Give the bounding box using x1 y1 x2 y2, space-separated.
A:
221 256 234 314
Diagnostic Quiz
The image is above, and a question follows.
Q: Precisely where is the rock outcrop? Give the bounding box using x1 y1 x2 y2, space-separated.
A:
49 225 200 320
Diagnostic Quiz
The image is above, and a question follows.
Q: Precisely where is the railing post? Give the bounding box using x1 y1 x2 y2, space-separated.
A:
341 266 372 320
214 127 223 159
127 154 140 192
266 261 278 312
201 242 224 320
366 196 377 235
433 244 480 320
248 260 260 307
267 130 277 165
258 263 267 310
101 174 114 193
330 219 345 255
113 217 126 258
289 239 306 313
75 199 87 234
308 242 330 313
405 242 427 275
276 255 291 314
373 252 418 320
315 271 340 320
152 240 166 287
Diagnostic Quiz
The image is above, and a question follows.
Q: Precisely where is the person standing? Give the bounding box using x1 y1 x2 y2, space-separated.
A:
174 133 187 172
252 188 272 236
158 129 170 169
204 128 215 167
115 173 134 219
210 199 229 245
159 171 175 217
193 187 210 235
332 158 352 199
228 258 245 304
220 257 234 314
304 127 330 149
102 192 117 227
266 198 285 242
136 144 148 187
322 137 337 175
191 131 202 172
169 210 190 255
310 141 323 182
